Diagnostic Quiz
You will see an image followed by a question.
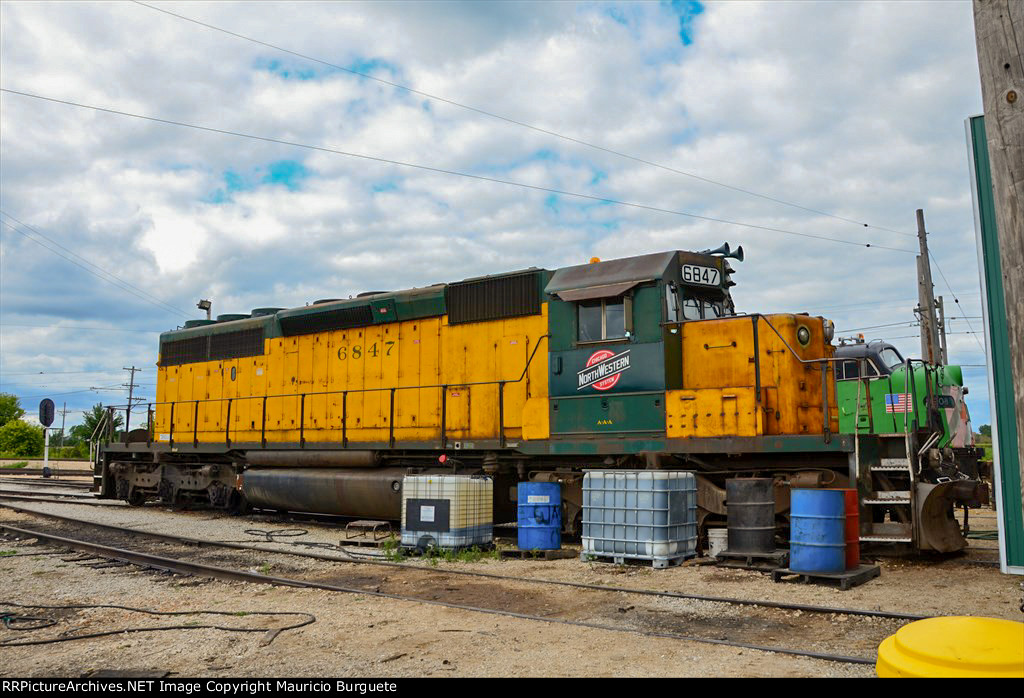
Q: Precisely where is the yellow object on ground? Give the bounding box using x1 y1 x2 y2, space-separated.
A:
876 616 1024 677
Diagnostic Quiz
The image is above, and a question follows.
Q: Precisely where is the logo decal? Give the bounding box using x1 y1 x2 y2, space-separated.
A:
578 349 631 391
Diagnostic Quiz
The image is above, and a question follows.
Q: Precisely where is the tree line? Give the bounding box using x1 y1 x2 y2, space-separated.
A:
0 393 125 459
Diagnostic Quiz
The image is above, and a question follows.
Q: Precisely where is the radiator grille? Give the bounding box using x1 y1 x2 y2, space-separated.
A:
447 272 540 325
209 328 264 361
279 304 374 336
160 336 209 366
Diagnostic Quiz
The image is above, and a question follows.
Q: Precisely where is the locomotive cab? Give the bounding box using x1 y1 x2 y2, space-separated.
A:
543 250 738 439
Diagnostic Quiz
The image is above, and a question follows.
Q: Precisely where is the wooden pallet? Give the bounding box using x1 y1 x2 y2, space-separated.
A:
581 552 695 569
715 549 789 572
771 564 881 590
500 548 577 560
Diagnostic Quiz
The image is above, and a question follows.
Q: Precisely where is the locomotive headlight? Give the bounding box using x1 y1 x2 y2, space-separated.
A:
822 318 835 343
797 325 811 347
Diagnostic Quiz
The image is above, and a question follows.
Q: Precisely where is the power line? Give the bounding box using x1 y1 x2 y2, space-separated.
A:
837 320 919 333
0 323 160 333
811 293 980 314
0 211 193 319
131 0 918 239
8 384 126 400
928 250 986 353
882 331 981 341
0 370 128 376
0 215 193 320
0 87 919 254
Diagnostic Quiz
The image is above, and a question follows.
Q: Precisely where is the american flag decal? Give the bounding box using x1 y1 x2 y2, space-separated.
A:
885 393 912 413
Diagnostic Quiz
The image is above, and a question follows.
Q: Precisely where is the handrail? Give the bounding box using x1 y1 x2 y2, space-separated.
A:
104 334 550 411
105 334 550 448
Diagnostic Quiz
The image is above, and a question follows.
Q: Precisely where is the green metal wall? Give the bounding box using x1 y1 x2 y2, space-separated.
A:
968 115 1024 573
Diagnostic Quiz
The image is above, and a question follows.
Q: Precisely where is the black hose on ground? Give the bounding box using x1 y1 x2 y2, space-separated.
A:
0 601 315 647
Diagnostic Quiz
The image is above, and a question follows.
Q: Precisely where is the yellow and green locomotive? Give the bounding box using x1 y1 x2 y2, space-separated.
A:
97 246 979 552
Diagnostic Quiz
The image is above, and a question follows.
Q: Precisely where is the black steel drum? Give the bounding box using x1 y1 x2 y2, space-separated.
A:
726 477 775 553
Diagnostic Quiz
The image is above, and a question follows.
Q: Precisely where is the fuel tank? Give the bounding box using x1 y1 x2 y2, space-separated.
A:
241 467 406 519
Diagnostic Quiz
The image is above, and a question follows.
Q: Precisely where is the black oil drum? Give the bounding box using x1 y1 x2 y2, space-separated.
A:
725 478 776 553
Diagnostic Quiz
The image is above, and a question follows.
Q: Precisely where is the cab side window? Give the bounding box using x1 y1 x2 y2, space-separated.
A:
578 298 627 342
839 360 860 380
680 293 724 321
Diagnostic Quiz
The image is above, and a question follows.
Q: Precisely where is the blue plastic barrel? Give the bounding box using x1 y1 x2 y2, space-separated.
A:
789 489 846 573
518 482 562 550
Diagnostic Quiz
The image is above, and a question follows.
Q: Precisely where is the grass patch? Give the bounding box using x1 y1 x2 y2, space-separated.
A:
424 545 501 565
380 536 500 564
380 536 406 562
1 462 29 469
0 550 17 557
257 563 273 575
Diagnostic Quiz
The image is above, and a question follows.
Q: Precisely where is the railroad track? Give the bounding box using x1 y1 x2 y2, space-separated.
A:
0 467 93 478
0 503 917 667
0 488 96 498
0 477 94 489
0 491 121 508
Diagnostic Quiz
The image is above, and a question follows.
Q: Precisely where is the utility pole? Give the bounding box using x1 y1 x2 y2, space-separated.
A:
57 401 68 448
936 296 949 365
914 209 942 364
974 0 1024 478
123 366 141 433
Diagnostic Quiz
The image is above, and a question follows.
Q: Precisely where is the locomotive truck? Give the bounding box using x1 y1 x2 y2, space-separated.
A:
95 246 985 553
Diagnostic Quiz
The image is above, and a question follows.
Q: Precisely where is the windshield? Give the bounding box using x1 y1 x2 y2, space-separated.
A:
878 347 904 371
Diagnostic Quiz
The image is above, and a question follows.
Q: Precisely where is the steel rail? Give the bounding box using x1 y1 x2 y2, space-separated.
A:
0 520 877 666
0 502 926 622
0 493 121 507
0 478 93 488
0 490 99 500
0 468 94 477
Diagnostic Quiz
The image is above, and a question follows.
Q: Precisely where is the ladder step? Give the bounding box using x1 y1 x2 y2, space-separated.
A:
872 458 912 471
864 490 911 505
868 490 911 499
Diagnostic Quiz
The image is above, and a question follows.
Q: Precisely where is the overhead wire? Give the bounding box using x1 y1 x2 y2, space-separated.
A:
132 0 918 239
0 216 193 321
0 323 160 333
928 250 986 353
0 88 918 254
0 370 129 376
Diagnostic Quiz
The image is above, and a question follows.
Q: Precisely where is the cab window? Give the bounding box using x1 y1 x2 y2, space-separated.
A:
838 360 859 380
578 298 626 342
681 294 723 320
878 347 904 371
837 359 879 381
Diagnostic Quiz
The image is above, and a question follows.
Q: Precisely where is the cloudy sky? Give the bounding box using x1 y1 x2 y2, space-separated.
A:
0 0 992 429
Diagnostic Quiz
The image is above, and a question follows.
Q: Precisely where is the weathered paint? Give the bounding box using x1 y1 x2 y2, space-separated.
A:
154 307 549 445
836 362 974 448
968 114 1024 573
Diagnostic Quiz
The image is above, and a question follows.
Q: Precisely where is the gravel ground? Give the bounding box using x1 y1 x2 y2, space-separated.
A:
0 500 1019 678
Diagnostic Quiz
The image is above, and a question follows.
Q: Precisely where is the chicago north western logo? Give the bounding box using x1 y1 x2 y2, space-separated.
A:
578 349 631 391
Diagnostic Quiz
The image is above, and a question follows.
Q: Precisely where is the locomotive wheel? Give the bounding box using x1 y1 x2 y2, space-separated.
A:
126 489 146 507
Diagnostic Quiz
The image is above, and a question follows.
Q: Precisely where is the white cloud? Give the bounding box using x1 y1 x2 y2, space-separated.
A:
0 0 992 425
